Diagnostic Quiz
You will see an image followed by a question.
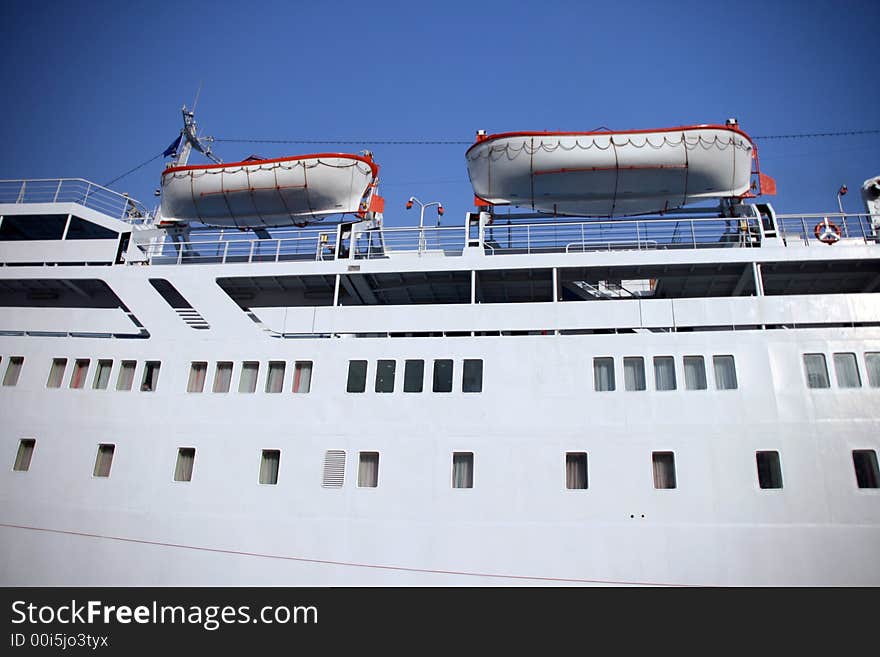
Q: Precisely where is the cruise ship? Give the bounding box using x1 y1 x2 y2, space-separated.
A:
1 113 878 586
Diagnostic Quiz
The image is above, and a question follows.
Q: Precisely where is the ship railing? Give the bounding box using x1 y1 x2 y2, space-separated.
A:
354 225 466 258
775 213 877 245
143 229 329 265
0 178 151 224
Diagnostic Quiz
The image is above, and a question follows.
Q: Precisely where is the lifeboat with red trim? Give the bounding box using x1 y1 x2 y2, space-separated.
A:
160 152 379 228
466 125 756 217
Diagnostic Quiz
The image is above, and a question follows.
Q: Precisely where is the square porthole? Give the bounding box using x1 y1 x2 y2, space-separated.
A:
756 451 783 489
259 449 280 485
174 447 196 482
452 452 473 489
852 450 880 489
565 452 588 490
358 452 379 488
93 444 115 478
652 452 676 489
13 439 36 472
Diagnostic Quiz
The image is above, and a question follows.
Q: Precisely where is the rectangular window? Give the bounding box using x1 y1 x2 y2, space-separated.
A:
116 360 136 391
652 452 676 489
565 452 588 490
213 361 233 393
623 357 646 391
852 450 880 489
13 438 35 472
452 452 474 489
292 361 312 393
3 356 24 386
375 360 396 393
322 450 346 488
187 362 207 393
239 361 259 393
462 359 483 393
683 356 707 390
433 359 454 393
174 447 196 482
259 449 280 485
833 353 861 388
358 452 379 488
756 451 783 489
654 356 676 391
93 359 112 390
403 359 424 393
866 353 880 388
70 359 89 389
93 444 115 477
803 353 829 389
266 361 285 393
593 357 615 391
713 355 738 390
47 358 67 388
141 361 160 392
346 360 367 393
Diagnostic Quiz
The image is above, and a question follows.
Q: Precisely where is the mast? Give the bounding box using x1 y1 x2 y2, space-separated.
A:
170 105 221 168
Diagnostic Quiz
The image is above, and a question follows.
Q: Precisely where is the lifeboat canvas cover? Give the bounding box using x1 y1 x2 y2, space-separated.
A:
466 126 754 217
160 154 378 228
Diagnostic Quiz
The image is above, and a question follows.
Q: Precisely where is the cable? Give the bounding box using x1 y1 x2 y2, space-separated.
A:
753 129 880 140
104 152 165 187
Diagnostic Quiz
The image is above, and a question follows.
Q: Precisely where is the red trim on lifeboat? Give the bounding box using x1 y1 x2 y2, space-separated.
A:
162 152 380 178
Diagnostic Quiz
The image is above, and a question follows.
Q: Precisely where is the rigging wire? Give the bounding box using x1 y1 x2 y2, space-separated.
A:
104 152 165 187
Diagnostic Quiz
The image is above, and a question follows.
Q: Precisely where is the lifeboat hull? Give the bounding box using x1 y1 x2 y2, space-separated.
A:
466 126 755 216
160 153 378 228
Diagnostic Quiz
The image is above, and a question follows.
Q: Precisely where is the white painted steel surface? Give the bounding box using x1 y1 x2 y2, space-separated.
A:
466 127 754 217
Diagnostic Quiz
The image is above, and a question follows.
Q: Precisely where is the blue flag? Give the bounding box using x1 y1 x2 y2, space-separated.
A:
163 134 182 158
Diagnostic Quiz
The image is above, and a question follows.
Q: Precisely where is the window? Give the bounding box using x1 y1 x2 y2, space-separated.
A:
652 452 676 489
593 357 615 391
70 359 89 389
713 355 738 390
462 359 483 393
852 450 879 489
624 357 646 391
866 353 880 388
654 357 676 391
565 452 588 489
174 448 196 482
833 353 860 388
93 359 112 390
375 360 396 393
93 444 115 477
803 353 829 389
259 449 280 485
322 450 346 488
13 439 35 472
186 362 207 393
346 360 367 393
116 360 136 391
403 360 424 393
433 359 453 393
358 452 379 488
213 361 233 393
266 361 285 393
452 452 473 489
47 358 67 388
239 361 259 393
3 356 24 386
292 361 312 393
756 451 783 489
141 361 160 392
683 356 707 390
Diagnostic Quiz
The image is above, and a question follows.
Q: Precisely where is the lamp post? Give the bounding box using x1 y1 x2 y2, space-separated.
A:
406 196 444 252
837 185 848 237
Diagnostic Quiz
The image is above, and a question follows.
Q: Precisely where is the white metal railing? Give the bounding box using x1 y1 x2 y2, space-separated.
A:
775 213 876 245
0 178 151 223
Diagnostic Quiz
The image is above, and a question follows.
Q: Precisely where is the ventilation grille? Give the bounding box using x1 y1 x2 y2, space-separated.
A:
175 308 210 329
322 450 346 488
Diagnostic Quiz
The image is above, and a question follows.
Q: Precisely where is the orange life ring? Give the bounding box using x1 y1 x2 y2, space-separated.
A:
814 220 841 244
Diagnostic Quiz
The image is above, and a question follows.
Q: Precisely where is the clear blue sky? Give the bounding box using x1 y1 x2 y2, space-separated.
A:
1 0 877 226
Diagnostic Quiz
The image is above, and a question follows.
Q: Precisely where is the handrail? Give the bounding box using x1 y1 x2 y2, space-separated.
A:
0 178 151 223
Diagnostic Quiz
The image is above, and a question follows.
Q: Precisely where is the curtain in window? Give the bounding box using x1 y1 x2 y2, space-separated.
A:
94 360 112 389
358 452 379 487
70 360 89 389
187 362 207 393
116 361 135 390
452 453 473 488
213 362 233 392
142 362 160 391
260 450 280 485
292 361 312 393
94 445 114 477
654 357 676 391
47 358 67 388
3 357 24 386
683 356 707 390
866 353 880 388
803 354 829 388
266 362 285 393
565 453 588 489
623 357 645 391
174 448 195 482
652 452 676 489
593 358 615 391
713 356 737 390
239 362 258 393
833 353 860 388
13 439 35 472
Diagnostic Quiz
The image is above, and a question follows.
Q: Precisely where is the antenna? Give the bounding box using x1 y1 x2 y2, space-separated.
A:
192 81 203 114
171 104 222 168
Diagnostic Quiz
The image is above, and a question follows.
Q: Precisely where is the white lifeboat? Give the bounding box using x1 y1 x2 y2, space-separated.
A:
466 125 756 217
160 153 379 228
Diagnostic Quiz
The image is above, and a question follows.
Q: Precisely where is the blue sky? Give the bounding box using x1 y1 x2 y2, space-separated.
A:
1 0 877 226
